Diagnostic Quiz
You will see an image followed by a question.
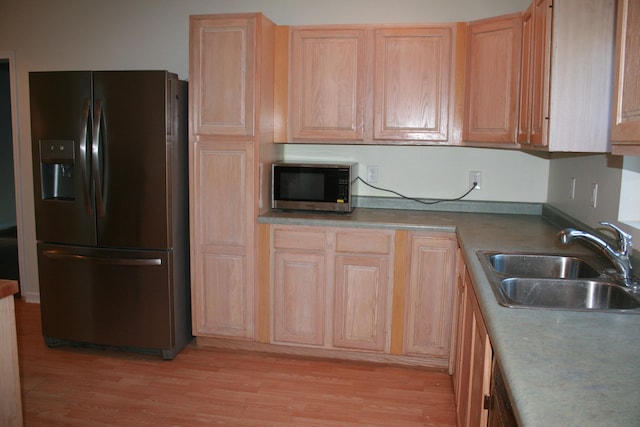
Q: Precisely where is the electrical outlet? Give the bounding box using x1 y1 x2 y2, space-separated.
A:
367 165 379 184
591 183 598 208
469 171 482 190
569 177 576 200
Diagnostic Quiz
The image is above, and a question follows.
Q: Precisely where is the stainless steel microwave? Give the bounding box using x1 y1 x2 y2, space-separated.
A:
271 162 355 213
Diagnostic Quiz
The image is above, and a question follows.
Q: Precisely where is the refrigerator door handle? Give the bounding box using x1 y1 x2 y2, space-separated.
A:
92 99 106 217
80 98 92 215
42 249 163 266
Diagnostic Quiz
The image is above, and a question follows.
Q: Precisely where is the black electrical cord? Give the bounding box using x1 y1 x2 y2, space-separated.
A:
353 176 478 205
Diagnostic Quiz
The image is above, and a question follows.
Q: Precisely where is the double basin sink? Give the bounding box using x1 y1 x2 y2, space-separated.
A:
477 251 640 313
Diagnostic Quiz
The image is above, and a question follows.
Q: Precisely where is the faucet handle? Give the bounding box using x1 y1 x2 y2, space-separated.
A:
599 222 632 254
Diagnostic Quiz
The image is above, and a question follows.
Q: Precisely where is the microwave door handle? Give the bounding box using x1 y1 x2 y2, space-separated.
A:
91 99 106 217
79 98 92 215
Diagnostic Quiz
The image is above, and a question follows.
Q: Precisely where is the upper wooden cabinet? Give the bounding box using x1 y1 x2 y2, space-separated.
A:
374 27 454 142
289 28 368 141
611 0 640 155
279 24 458 144
190 15 259 137
463 13 522 145
518 0 616 152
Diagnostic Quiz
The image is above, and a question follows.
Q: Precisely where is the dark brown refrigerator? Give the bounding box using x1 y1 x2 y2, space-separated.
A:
29 70 191 359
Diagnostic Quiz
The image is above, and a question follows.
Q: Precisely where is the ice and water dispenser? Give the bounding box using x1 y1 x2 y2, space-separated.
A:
39 139 75 200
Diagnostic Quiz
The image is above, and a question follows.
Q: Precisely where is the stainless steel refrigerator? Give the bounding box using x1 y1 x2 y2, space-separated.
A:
29 70 191 359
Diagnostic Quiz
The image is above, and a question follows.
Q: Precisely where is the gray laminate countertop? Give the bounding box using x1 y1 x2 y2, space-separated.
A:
259 208 640 427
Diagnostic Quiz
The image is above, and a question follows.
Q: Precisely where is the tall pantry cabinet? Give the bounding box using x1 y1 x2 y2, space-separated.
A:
189 14 276 340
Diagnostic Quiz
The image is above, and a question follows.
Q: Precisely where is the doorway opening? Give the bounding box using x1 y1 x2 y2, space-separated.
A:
0 53 22 293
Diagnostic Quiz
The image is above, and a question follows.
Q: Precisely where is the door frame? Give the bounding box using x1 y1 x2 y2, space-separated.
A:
1 50 26 288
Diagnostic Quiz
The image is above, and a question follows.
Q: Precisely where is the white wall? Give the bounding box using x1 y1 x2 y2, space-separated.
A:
0 0 606 300
547 154 640 245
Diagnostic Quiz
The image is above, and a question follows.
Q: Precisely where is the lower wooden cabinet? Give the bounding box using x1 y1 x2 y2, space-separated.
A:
333 253 390 351
401 232 457 363
273 250 326 346
269 225 457 367
271 225 393 353
454 256 494 427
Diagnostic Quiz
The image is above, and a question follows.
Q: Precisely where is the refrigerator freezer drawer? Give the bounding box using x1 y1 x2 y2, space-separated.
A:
37 243 176 355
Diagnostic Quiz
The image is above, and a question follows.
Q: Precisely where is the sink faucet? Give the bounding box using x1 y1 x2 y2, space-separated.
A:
558 222 637 288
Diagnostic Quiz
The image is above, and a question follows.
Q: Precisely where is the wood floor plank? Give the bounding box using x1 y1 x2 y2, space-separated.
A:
15 299 457 426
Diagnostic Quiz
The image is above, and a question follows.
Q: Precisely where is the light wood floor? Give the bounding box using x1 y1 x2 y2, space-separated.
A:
15 299 457 426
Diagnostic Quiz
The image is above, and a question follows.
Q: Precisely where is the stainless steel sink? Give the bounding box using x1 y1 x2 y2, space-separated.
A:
477 251 640 314
488 253 600 279
500 278 640 310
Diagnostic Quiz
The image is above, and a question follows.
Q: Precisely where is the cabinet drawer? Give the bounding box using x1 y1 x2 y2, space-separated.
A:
273 228 326 251
335 230 393 254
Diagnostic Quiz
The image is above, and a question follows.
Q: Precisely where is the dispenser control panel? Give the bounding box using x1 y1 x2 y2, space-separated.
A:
40 139 75 163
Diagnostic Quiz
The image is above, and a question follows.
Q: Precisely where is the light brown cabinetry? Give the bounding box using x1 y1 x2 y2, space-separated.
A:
190 15 258 137
374 27 455 142
272 227 327 346
611 0 640 155
453 249 468 405
288 28 368 141
401 232 457 362
271 225 393 353
523 0 551 146
189 14 276 340
333 230 392 351
463 13 522 145
518 0 616 152
0 280 22 427
269 226 457 367
454 261 493 427
517 3 533 144
281 24 457 144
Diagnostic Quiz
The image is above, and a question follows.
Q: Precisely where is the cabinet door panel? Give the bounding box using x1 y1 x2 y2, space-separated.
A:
190 16 255 136
464 14 522 143
196 144 250 246
456 272 475 427
273 252 326 346
468 291 492 427
528 0 552 146
290 29 366 140
453 249 467 397
190 142 255 338
517 4 534 143
611 0 640 150
374 27 453 141
194 252 252 338
404 234 456 357
333 255 389 351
